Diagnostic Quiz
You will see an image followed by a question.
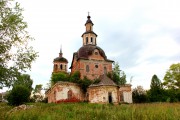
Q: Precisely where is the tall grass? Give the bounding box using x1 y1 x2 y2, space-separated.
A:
0 102 180 120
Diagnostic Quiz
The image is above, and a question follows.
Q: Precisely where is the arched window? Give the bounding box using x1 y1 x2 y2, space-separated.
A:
91 37 93 43
104 67 107 74
68 90 72 99
60 64 63 70
86 37 88 44
86 65 89 72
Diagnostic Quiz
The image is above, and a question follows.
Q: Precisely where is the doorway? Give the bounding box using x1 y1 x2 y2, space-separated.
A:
108 92 112 103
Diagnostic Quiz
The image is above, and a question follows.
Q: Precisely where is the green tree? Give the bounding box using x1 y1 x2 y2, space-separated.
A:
34 84 42 93
0 0 38 88
132 86 148 103
13 74 33 91
150 75 162 91
69 71 80 82
77 76 92 93
119 71 126 85
7 85 31 106
148 75 164 102
163 63 180 89
108 62 126 85
51 72 69 85
31 84 44 102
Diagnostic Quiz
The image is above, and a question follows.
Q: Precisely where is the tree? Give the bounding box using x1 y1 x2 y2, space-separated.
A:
163 63 180 89
75 76 92 93
148 75 164 102
34 84 42 93
7 85 31 106
31 84 44 102
0 0 38 88
150 75 162 91
108 62 126 85
132 86 148 103
13 74 33 91
119 71 126 85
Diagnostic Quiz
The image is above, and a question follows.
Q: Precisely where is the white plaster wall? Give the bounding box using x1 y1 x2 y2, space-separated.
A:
88 86 118 103
56 84 81 101
123 91 132 103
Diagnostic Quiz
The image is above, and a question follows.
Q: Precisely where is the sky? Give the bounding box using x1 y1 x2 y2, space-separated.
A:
1 0 180 92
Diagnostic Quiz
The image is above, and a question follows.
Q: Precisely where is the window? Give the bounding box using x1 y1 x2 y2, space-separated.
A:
60 64 63 70
86 37 88 44
104 67 107 74
95 65 98 68
68 90 72 99
65 65 66 70
95 52 98 55
86 65 89 72
91 37 93 43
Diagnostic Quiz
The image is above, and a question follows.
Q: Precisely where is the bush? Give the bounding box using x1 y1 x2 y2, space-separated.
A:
69 71 80 82
77 76 92 93
7 85 31 106
132 86 148 103
51 72 69 85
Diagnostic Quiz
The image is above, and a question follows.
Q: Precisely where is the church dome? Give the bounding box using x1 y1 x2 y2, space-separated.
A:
85 15 94 25
53 57 68 63
77 44 107 60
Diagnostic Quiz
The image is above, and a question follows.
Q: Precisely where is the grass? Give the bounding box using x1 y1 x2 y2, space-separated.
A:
0 102 180 120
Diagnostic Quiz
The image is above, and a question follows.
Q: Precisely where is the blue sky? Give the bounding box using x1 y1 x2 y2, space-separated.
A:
1 0 180 92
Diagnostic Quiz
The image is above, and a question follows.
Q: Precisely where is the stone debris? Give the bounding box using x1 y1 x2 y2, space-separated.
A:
8 104 34 113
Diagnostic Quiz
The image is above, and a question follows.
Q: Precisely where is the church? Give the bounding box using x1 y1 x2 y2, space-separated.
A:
45 15 132 104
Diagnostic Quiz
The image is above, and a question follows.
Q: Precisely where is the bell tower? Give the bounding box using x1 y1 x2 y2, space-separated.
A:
53 46 68 73
82 13 98 46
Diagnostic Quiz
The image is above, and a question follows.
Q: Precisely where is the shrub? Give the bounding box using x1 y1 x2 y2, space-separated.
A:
78 76 92 93
69 71 80 82
132 86 148 103
7 85 31 106
51 72 69 85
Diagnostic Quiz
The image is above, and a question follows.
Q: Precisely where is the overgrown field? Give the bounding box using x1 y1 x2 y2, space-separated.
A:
0 102 180 120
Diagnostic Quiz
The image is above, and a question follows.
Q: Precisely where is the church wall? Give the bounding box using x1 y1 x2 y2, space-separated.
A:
79 59 112 80
87 86 118 104
46 82 84 103
123 92 132 103
119 85 132 103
